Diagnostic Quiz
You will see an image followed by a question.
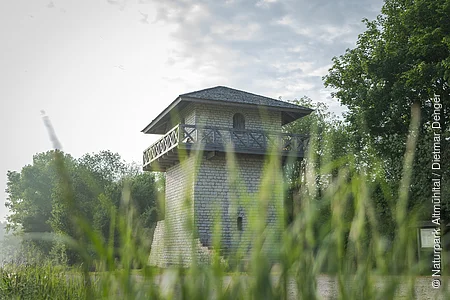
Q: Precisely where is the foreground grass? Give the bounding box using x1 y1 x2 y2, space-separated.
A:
0 264 85 299
2 107 449 299
1 264 449 299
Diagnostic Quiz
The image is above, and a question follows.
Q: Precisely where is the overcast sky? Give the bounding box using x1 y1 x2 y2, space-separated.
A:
0 0 384 221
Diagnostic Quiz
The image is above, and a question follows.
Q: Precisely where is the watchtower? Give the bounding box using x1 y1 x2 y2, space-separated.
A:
144 86 312 266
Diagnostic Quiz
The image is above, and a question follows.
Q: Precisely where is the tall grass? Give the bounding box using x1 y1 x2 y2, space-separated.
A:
0 263 86 299
1 107 449 299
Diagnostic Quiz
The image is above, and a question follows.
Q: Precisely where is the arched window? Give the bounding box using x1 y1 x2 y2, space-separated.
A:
233 113 245 130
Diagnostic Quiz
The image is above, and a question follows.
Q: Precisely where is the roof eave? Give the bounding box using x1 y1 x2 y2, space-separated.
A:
141 96 183 134
281 108 314 126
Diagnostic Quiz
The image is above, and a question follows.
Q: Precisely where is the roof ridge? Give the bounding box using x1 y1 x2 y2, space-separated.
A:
179 86 223 97
216 86 292 105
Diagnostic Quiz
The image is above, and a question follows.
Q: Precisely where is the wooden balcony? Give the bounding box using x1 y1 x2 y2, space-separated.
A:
143 124 308 171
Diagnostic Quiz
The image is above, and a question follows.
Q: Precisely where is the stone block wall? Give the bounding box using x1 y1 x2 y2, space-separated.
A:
149 151 284 266
149 219 215 267
148 220 166 267
149 102 285 266
181 103 196 125
163 155 196 266
194 152 284 258
195 103 281 132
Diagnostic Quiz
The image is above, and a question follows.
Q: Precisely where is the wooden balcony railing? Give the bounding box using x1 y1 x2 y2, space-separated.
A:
143 124 308 170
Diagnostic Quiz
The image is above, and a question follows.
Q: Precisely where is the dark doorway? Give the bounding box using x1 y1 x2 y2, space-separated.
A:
237 216 243 231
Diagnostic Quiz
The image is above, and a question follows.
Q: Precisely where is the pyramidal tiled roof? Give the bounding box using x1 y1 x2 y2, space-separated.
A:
142 86 313 134
180 86 310 110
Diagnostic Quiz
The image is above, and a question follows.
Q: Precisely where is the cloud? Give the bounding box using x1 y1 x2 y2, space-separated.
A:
150 0 383 112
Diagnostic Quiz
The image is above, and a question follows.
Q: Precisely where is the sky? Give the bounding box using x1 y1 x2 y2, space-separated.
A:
0 0 384 222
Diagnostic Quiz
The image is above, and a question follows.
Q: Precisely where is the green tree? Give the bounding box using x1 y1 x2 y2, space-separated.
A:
5 151 76 256
323 0 450 222
0 221 4 240
92 172 162 251
78 150 128 184
0 221 22 264
129 172 160 227
283 97 355 225
284 96 399 265
5 150 162 264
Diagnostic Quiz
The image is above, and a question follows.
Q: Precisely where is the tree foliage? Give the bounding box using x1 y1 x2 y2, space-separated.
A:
284 95 404 242
323 0 450 222
4 150 162 264
283 97 355 226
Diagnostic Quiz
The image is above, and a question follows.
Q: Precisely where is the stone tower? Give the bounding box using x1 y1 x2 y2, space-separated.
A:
144 86 312 266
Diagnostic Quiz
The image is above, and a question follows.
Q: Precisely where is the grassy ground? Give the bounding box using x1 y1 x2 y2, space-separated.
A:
2 112 448 299
2 265 448 299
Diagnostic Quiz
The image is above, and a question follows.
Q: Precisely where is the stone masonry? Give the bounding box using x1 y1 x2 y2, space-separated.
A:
146 87 311 267
148 103 284 266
